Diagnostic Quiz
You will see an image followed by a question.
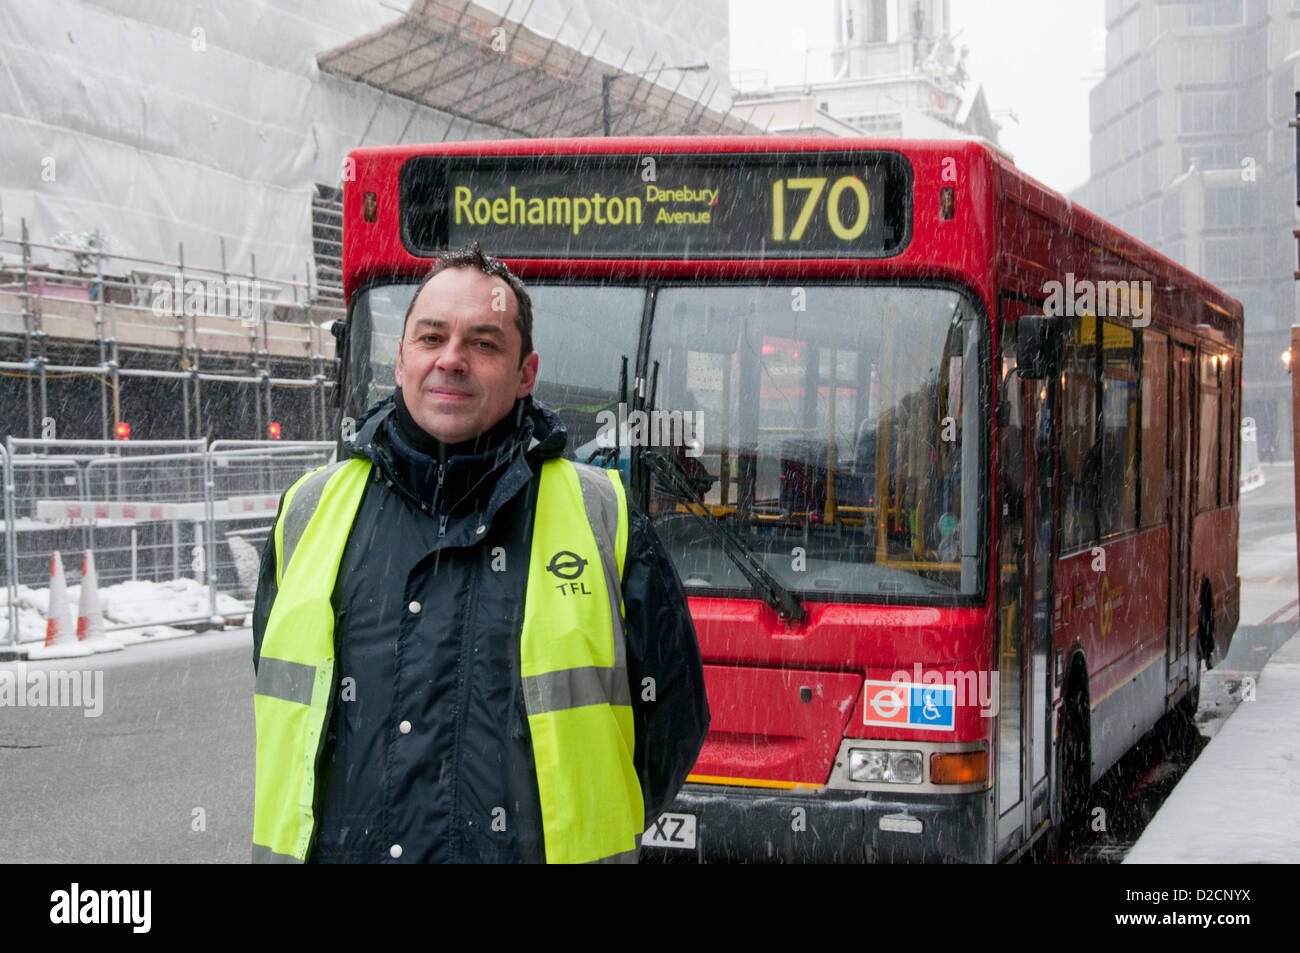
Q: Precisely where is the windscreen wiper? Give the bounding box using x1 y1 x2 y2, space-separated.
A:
585 355 628 469
644 448 807 624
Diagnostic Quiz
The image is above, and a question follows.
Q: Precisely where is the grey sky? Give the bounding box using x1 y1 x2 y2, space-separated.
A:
729 0 1106 195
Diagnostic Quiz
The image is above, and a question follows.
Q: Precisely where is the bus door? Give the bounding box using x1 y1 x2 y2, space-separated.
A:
1167 344 1195 690
996 303 1055 849
1027 347 1054 829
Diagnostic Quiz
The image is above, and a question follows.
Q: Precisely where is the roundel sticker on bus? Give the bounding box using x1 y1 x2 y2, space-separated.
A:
862 680 955 731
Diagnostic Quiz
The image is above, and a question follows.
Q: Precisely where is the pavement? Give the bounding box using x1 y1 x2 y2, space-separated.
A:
1124 627 1300 863
1125 462 1300 863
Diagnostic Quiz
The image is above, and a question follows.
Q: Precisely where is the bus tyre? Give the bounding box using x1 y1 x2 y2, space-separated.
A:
1172 597 1210 741
1058 681 1090 833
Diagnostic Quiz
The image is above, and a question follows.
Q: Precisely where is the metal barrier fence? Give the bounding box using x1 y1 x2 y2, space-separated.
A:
1 437 335 649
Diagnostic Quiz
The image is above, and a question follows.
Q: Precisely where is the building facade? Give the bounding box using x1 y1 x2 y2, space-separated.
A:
734 0 1001 143
1072 0 1300 457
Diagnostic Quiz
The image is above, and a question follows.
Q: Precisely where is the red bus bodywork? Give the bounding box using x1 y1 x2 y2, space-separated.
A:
344 137 1242 863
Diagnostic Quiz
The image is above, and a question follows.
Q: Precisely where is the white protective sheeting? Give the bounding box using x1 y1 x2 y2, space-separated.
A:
471 0 730 109
0 0 507 283
0 0 732 284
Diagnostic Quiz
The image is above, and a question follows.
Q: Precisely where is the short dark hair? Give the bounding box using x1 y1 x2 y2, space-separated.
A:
401 241 533 364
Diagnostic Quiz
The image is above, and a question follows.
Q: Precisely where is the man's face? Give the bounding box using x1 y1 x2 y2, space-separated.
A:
395 267 538 444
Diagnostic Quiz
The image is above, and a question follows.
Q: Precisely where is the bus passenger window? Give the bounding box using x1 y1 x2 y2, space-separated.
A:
1060 313 1100 551
1099 319 1138 537
1140 330 1168 526
1198 352 1221 511
1219 354 1235 506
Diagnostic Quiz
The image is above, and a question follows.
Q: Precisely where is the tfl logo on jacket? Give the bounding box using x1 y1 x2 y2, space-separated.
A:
546 550 592 596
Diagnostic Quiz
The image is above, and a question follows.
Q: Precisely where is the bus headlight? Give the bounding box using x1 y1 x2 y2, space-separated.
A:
847 748 924 783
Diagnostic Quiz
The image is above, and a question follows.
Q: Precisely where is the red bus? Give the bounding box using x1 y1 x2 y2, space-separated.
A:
339 137 1242 863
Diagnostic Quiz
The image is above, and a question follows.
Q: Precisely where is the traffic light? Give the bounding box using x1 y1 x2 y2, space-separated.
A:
268 421 281 440
115 421 131 440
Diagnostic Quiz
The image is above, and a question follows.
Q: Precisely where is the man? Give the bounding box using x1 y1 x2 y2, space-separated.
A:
251 242 708 863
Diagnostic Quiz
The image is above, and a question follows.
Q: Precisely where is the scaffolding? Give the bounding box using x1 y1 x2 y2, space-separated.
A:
0 220 342 444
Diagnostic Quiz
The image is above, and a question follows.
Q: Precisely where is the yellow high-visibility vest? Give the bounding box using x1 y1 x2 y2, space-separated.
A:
252 455 643 864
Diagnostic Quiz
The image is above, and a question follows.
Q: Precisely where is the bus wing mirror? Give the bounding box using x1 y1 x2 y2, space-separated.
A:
1016 315 1059 380
330 318 350 409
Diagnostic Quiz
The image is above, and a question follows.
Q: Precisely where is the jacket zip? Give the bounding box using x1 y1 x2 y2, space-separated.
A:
436 464 448 538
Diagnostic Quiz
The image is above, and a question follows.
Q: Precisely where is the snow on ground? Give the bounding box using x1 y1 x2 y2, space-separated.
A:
226 534 262 598
2 578 249 651
96 579 247 625
1125 631 1300 863
0 598 46 643
1238 529 1298 627
102 622 201 646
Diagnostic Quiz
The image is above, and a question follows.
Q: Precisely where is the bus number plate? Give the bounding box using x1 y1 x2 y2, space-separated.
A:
644 812 696 850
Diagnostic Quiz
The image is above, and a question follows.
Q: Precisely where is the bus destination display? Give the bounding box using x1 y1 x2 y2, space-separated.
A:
400 152 911 259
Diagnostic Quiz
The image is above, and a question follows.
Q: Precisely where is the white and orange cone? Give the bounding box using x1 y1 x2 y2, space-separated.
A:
76 551 122 652
26 552 94 660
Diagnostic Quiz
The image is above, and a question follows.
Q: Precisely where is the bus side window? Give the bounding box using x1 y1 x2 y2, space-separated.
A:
1099 318 1139 537
1060 313 1100 551
1218 353 1235 506
1198 351 1221 512
1140 330 1168 526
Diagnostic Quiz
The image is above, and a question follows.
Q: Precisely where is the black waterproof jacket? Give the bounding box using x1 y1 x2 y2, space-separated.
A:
252 395 709 863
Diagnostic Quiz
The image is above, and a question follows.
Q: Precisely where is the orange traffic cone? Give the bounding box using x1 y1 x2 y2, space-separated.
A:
26 552 93 660
76 551 122 652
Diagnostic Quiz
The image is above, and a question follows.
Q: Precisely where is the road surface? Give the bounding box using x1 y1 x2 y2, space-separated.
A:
1 466 1295 863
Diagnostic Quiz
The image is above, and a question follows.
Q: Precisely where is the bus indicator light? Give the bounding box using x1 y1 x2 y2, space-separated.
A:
930 750 989 785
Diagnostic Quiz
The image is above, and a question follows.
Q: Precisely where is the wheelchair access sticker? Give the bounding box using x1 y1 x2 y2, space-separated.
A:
862 680 956 731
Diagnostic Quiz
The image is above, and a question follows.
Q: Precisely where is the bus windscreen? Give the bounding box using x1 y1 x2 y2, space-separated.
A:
400 151 911 259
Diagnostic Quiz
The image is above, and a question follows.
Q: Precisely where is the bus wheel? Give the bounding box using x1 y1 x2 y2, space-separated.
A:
1058 678 1091 833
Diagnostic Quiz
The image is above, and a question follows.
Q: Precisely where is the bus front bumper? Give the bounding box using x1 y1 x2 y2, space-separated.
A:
641 784 992 864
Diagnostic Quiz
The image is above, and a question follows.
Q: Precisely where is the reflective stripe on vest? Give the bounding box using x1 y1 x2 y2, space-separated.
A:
252 456 640 864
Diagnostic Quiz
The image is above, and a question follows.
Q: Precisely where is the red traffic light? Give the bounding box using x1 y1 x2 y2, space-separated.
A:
115 421 131 440
268 421 281 440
